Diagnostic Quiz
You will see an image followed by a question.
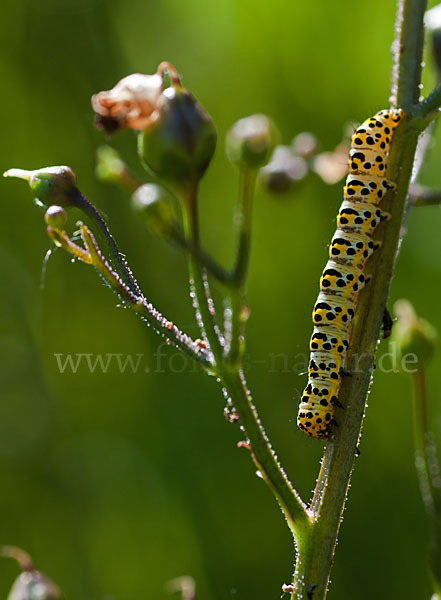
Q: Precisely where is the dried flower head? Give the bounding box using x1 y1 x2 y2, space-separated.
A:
91 72 164 133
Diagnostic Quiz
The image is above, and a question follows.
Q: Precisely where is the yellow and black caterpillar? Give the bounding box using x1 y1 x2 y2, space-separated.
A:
297 108 404 439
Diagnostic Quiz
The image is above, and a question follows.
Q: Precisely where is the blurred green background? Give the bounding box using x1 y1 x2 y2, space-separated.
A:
1 0 441 598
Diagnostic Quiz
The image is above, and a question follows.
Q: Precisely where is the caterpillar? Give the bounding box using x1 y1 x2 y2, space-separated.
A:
297 108 404 439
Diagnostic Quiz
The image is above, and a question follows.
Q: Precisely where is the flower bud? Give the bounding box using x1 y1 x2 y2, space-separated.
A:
3 167 77 208
226 114 278 169
131 183 176 234
390 300 437 372
44 205 67 229
291 132 319 159
7 571 64 600
138 86 217 188
259 146 308 194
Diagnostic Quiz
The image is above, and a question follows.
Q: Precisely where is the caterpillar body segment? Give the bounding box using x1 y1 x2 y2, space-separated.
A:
297 108 404 439
343 174 392 205
313 293 355 331
337 201 390 236
308 353 341 380
348 148 387 177
320 261 367 299
329 231 379 268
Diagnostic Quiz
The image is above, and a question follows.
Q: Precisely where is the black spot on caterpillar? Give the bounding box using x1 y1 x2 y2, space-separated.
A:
297 108 404 439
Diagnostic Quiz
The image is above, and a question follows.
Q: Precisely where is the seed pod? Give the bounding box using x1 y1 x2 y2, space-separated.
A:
3 167 77 208
138 87 217 188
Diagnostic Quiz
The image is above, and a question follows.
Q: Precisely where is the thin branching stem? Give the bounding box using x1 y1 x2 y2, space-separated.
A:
178 164 311 536
227 168 256 364
180 186 224 365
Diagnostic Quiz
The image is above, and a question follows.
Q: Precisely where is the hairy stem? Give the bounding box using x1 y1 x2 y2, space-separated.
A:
73 189 142 296
291 1 427 596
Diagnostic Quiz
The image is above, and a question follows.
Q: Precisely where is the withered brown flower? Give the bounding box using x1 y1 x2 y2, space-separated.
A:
91 73 163 133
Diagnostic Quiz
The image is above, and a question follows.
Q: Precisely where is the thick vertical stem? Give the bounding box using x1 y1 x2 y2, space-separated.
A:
392 0 427 110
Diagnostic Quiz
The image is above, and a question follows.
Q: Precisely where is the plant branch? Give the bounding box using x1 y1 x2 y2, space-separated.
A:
290 1 427 596
72 188 142 296
413 82 441 121
48 223 213 369
222 369 311 540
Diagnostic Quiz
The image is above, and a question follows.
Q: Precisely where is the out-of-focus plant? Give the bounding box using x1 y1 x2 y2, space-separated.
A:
391 301 441 596
1 547 64 600
6 2 441 597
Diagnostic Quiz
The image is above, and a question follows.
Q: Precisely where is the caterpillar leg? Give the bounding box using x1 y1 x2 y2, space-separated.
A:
331 397 344 409
339 367 352 377
385 180 397 192
382 307 393 339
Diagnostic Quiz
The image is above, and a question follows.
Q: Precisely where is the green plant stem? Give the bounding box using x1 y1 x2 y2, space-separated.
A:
392 0 427 111
290 1 427 597
180 186 224 365
228 168 257 364
412 370 441 594
221 368 310 540
232 168 256 285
